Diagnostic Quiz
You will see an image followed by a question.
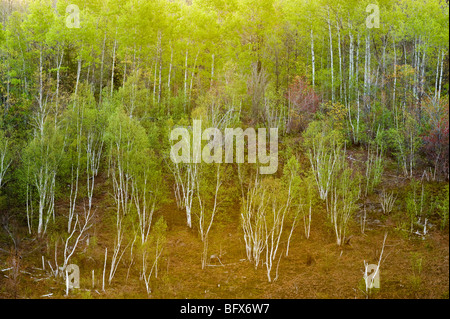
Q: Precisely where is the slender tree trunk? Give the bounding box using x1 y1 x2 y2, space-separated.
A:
364 33 370 112
157 32 162 104
434 47 441 102
74 56 82 100
348 23 355 142
438 50 444 101
189 49 199 103
403 42 407 119
419 44 426 119
275 46 279 93
122 62 127 89
17 34 28 95
348 24 353 101
210 53 215 89
337 21 342 101
55 47 64 127
5 56 10 112
98 27 107 106
38 45 44 138
393 37 398 128
111 32 117 98
184 47 188 107
152 58 157 104
356 33 360 143
311 28 315 90
413 37 419 104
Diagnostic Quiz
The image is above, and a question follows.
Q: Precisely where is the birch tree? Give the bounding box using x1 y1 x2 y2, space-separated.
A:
303 120 345 200
0 130 12 190
328 167 361 246
263 177 292 282
196 163 223 269
168 125 198 228
105 110 150 283
141 217 167 294
241 174 267 268
23 122 63 236
241 173 293 282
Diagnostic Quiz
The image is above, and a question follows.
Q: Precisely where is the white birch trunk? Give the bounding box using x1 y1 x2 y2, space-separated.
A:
327 9 334 103
311 28 315 90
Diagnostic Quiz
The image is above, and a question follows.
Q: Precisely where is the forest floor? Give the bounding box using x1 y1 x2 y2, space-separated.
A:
0 149 448 299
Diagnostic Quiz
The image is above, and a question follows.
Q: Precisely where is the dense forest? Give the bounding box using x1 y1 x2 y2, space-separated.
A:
0 0 448 299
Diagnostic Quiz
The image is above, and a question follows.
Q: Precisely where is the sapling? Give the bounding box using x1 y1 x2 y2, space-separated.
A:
363 233 388 298
406 179 430 234
264 179 291 282
241 174 267 268
283 155 302 256
196 163 223 269
141 217 167 294
241 174 292 282
379 189 397 215
286 203 301 257
437 185 449 229
169 159 198 228
302 177 316 240
303 121 345 201
46 205 94 278
0 131 12 190
360 205 367 234
329 168 361 246
365 140 384 196
24 124 63 236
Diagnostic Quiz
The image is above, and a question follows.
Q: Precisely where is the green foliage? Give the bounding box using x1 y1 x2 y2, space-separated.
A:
365 137 384 196
328 165 362 246
405 179 433 234
149 216 168 249
409 252 423 293
303 120 345 152
386 114 423 177
104 109 150 167
282 154 319 226
303 119 346 201
0 130 12 189
282 154 301 195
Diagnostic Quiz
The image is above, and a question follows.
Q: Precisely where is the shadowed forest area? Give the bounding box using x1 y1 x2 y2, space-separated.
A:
0 0 448 299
